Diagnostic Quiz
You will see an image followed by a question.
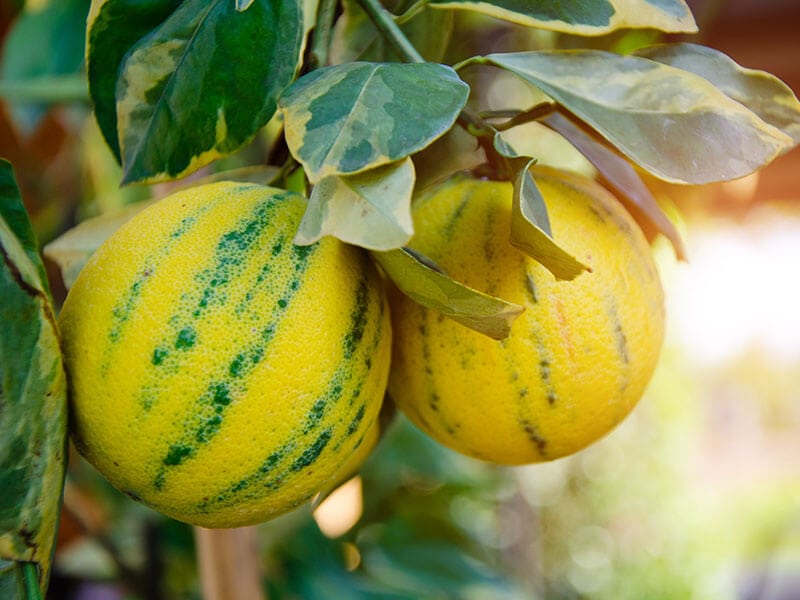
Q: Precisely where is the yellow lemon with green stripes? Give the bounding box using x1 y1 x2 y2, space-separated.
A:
59 182 391 528
388 167 665 464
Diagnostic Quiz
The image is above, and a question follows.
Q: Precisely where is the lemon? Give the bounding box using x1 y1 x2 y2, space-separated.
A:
388 167 665 464
59 182 391 527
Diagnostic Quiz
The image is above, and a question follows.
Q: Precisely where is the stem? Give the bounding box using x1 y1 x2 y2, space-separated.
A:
22 563 41 600
485 102 557 131
355 0 425 63
195 527 265 600
355 0 512 179
308 0 339 70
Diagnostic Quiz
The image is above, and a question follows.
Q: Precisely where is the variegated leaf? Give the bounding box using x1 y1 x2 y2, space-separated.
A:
543 112 686 259
330 0 454 64
635 42 800 147
279 62 469 183
372 248 524 340
474 50 793 184
428 0 696 36
0 161 67 595
116 0 304 184
295 158 415 250
86 0 183 162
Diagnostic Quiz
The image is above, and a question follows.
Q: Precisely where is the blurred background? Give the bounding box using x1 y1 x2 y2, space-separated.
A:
1 0 799 598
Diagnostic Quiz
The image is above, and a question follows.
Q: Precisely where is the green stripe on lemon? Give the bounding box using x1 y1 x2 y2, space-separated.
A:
389 167 665 464
59 182 391 528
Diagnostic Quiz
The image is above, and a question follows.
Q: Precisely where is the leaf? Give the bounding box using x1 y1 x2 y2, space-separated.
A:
0 162 68 595
115 0 304 184
491 136 588 279
427 0 696 36
0 160 48 289
543 112 686 260
372 248 523 340
635 42 800 147
510 159 588 281
279 62 469 183
330 0 454 64
474 50 793 184
86 0 183 162
0 0 89 133
296 158 415 250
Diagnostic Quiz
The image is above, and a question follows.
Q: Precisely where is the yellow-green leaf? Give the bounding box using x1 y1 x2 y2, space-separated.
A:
0 161 67 595
474 50 793 184
295 158 415 250
372 248 524 340
279 62 469 183
428 0 696 36
509 158 588 281
635 42 800 146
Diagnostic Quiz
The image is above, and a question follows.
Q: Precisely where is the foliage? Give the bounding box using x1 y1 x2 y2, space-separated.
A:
1 0 800 597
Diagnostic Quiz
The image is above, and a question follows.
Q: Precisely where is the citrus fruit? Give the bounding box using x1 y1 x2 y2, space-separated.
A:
59 182 391 528
388 167 665 464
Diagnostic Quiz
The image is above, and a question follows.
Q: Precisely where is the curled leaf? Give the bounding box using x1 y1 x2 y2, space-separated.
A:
372 248 524 340
295 158 415 250
511 160 588 281
544 112 686 260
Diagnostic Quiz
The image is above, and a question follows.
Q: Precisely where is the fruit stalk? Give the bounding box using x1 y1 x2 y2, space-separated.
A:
195 527 265 600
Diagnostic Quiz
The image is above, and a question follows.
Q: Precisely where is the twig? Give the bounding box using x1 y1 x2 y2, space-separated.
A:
195 527 266 600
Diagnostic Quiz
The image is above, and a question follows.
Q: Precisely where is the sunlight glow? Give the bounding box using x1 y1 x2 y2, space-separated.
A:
666 209 800 366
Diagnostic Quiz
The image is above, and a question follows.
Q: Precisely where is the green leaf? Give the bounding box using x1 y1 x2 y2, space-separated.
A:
86 0 183 162
427 0 696 35
372 248 523 340
0 0 89 133
115 0 304 184
635 42 800 147
279 62 469 183
330 0 453 64
0 161 48 290
296 158 415 250
474 50 793 184
0 162 68 595
543 112 686 260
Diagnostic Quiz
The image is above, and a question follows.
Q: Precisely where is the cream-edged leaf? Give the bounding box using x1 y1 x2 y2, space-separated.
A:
116 0 304 184
295 158 415 250
635 42 800 146
475 50 793 184
0 161 67 594
427 0 696 36
279 62 468 183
